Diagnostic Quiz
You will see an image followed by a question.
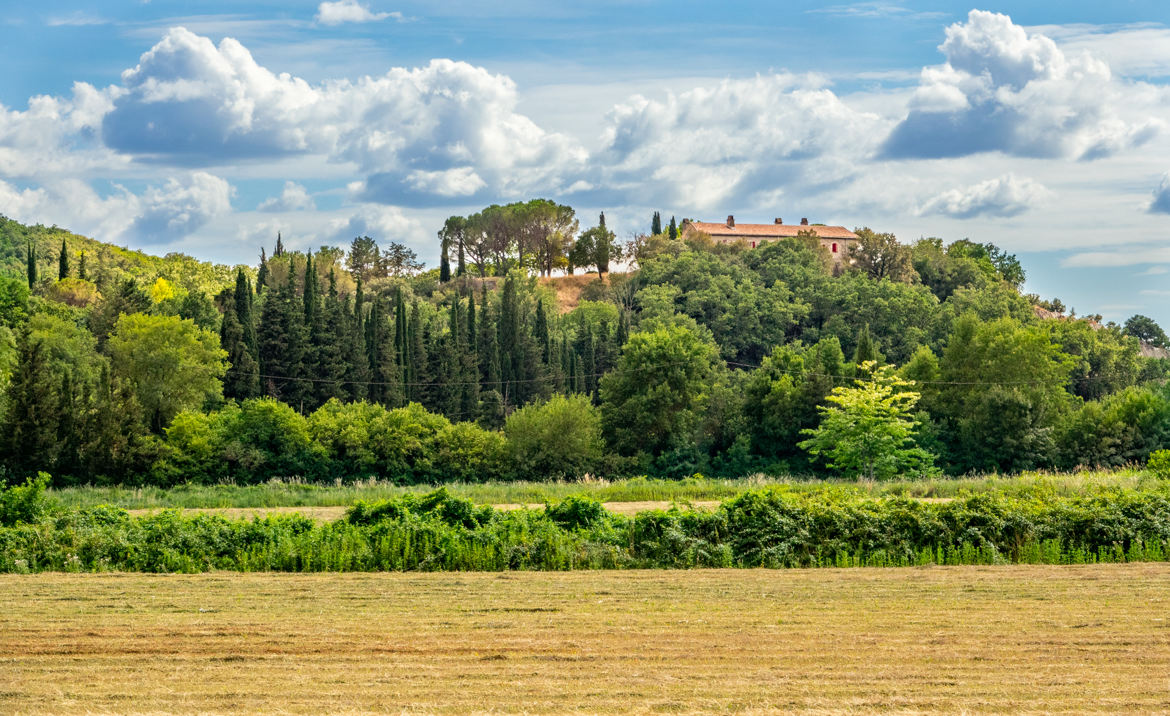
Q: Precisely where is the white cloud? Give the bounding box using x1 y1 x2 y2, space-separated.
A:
883 10 1164 160
0 82 125 179
1150 171 1170 214
325 204 428 247
1032 24 1170 79
594 74 885 209
97 28 585 202
0 172 232 245
405 167 486 197
919 173 1051 218
1063 246 1170 268
257 181 316 211
315 0 399 25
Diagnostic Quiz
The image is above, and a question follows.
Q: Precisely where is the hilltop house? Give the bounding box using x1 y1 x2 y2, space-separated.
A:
680 216 859 263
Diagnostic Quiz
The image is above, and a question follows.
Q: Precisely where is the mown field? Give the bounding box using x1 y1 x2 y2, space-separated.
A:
2 565 1169 714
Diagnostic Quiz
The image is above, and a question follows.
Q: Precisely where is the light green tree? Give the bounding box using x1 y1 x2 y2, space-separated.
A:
108 313 228 432
798 361 936 480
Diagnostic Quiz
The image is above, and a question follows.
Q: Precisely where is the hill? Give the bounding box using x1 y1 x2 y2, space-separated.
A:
0 215 246 300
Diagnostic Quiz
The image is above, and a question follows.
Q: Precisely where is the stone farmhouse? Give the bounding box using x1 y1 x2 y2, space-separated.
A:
680 216 860 263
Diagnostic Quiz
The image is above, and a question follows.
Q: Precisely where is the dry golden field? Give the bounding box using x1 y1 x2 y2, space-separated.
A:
2 565 1170 714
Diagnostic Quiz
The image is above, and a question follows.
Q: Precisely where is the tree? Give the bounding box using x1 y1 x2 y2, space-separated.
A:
381 242 424 277
347 236 381 282
256 247 269 293
505 393 603 479
668 216 678 240
651 211 662 236
798 362 936 480
1124 314 1168 347
57 239 69 280
851 228 915 283
438 216 468 280
108 313 228 432
77 251 88 281
599 321 719 457
26 240 36 289
571 216 621 279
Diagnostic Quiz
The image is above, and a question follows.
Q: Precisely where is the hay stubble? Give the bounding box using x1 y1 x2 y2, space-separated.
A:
2 564 1169 713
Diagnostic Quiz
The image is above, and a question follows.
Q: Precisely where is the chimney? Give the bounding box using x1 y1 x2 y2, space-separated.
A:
774 218 783 225
727 215 735 227
800 217 809 225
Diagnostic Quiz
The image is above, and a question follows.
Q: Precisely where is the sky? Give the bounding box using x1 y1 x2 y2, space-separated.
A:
2 1 1170 324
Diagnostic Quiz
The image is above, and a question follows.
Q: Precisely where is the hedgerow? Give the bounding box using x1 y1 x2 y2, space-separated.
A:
3 479 1170 573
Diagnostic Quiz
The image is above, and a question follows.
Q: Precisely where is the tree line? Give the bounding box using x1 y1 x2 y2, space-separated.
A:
2 208 1170 486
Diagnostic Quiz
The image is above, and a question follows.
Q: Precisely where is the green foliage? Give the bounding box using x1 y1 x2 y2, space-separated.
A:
108 313 228 432
0 276 29 329
933 315 1074 473
1148 450 1170 478
0 472 53 526
505 393 603 480
600 322 719 458
6 486 1170 572
799 363 936 480
1125 314 1168 347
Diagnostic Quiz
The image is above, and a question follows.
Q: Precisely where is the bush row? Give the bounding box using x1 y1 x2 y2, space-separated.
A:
142 394 611 486
4 484 1170 572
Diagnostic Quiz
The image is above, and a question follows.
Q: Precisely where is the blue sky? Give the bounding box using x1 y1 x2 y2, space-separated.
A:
2 1 1170 324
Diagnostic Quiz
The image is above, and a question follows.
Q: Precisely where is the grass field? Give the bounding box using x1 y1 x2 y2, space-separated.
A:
3 565 1169 714
47 468 1154 511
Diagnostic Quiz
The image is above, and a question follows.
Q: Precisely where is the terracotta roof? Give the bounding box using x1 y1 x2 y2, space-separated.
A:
684 221 859 240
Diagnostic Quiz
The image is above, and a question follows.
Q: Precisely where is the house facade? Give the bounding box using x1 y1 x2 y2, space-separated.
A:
679 216 859 263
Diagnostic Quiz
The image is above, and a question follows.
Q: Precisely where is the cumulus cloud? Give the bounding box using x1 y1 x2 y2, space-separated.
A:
315 0 397 25
1150 172 1170 214
594 74 885 209
882 10 1162 160
257 181 316 211
325 204 427 247
130 172 233 242
919 173 1051 218
0 172 232 244
0 82 125 179
97 28 584 201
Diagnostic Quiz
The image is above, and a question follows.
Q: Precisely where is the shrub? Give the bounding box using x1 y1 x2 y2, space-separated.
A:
0 472 53 526
1149 449 1170 479
505 394 603 480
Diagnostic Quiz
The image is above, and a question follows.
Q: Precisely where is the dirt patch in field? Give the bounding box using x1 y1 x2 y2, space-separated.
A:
126 500 725 522
3 564 1169 714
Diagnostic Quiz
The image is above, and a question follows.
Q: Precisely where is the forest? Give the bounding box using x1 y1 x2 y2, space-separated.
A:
2 200 1169 488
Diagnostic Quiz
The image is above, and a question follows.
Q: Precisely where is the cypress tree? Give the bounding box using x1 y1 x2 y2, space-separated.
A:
221 290 260 400
478 288 501 393
308 270 346 409
439 236 451 283
651 211 662 236
534 298 551 364
257 262 306 405
345 281 370 402
234 269 257 358
257 247 269 294
668 215 678 239
58 239 69 280
498 276 520 404
457 234 466 277
26 240 36 288
274 232 285 257
408 300 428 404
78 251 87 281
853 323 877 375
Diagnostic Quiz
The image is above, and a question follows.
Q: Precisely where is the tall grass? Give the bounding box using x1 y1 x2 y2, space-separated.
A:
47 469 1154 510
